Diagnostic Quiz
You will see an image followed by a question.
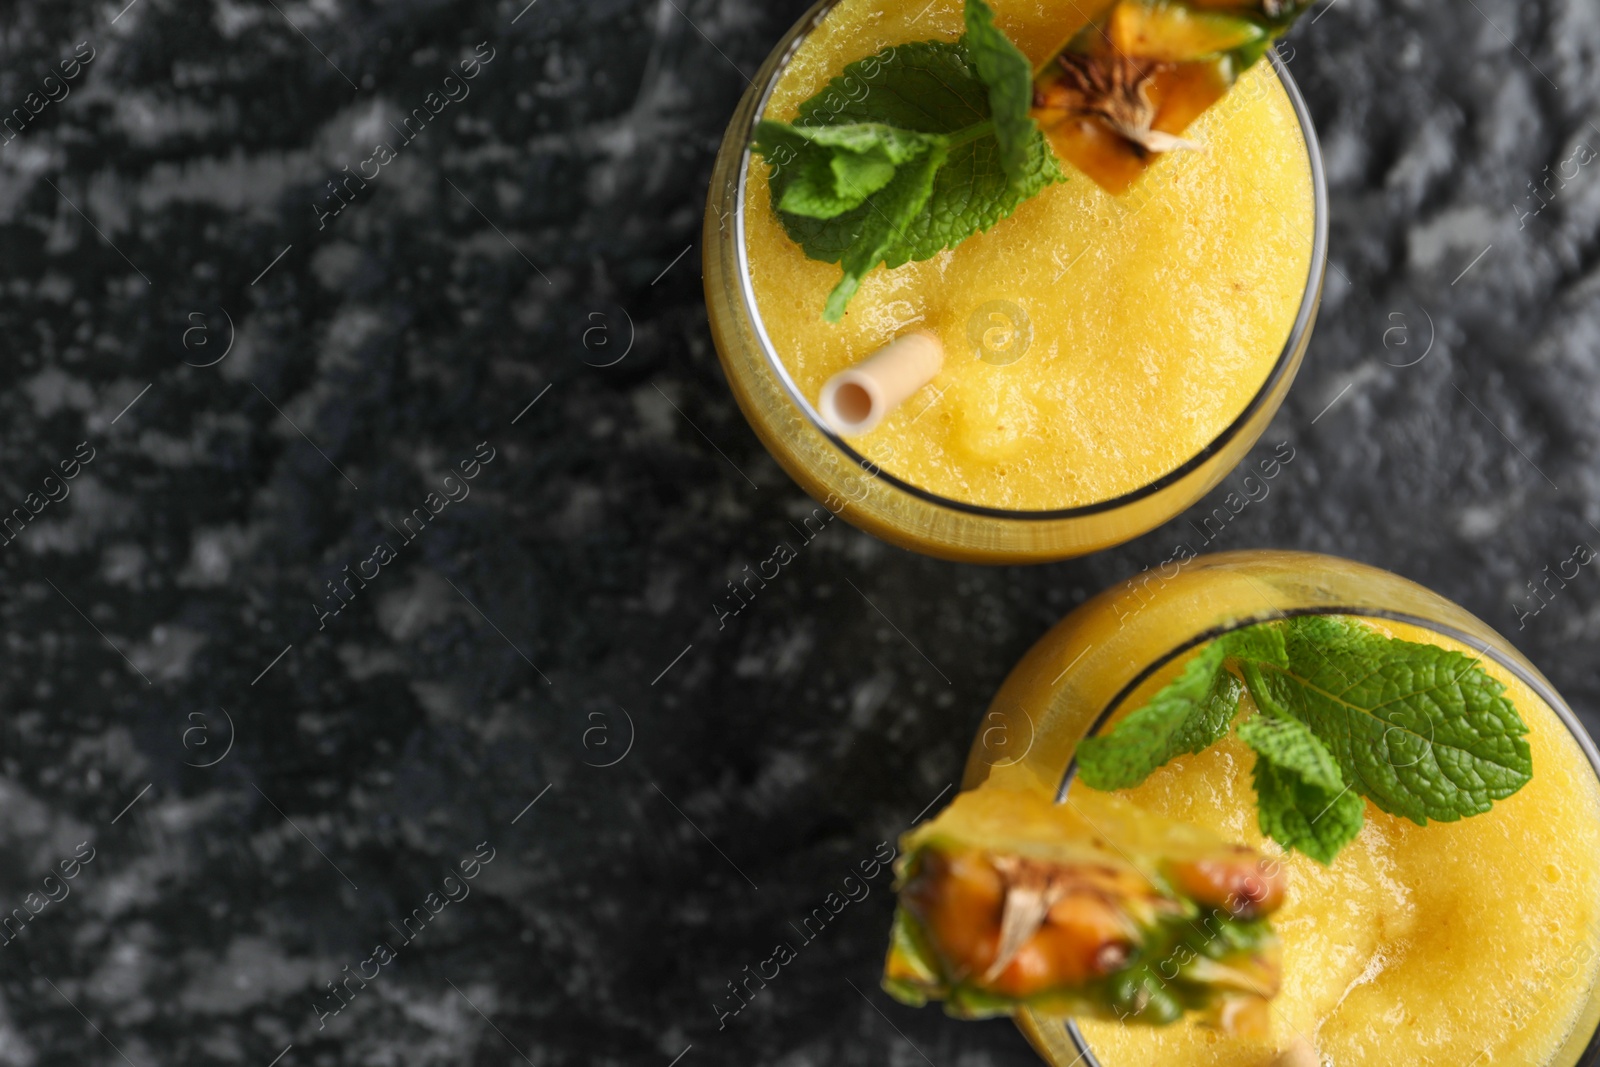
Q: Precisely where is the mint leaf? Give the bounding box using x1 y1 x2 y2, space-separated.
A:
1239 616 1534 825
961 0 1036 187
1252 757 1365 866
1077 641 1241 790
752 2 1063 320
788 38 1063 267
1215 622 1287 668
1075 625 1286 791
1237 713 1364 864
826 145 947 321
753 121 947 219
1236 712 1343 792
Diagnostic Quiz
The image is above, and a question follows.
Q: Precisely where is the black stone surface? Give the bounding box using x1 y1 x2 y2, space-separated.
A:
0 0 1596 1064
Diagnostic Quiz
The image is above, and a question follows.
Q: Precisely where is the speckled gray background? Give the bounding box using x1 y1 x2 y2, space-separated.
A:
0 0 1596 1064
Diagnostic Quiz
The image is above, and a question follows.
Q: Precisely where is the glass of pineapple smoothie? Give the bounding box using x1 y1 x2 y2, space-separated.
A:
703 0 1326 562
961 550 1600 1067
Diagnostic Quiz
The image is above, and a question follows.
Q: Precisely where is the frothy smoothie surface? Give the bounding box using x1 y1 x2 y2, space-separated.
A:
1069 619 1600 1067
743 0 1315 511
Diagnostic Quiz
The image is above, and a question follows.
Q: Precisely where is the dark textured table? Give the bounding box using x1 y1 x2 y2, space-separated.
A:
0 0 1596 1064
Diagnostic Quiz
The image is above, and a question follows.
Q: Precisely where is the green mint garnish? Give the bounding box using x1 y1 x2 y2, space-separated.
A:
960 0 1038 184
1243 616 1535 824
755 123 949 220
752 0 1063 321
1236 713 1365 865
1071 624 1287 790
1070 639 1242 791
1077 615 1534 864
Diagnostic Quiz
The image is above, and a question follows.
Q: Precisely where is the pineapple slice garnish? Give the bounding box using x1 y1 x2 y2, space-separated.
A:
883 787 1287 1034
1031 0 1313 193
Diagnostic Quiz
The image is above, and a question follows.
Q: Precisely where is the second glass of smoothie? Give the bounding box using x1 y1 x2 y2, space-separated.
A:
966 551 1600 1067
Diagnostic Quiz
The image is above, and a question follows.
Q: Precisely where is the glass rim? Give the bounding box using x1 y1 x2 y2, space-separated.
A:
731 4 1331 521
1049 605 1600 1067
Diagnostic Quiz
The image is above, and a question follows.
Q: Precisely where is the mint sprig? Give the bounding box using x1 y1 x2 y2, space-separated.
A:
1073 634 1254 791
1076 616 1534 864
752 0 1064 321
753 122 949 220
1237 713 1365 865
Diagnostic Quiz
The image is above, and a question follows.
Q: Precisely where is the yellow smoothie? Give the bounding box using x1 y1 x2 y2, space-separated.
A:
1071 619 1600 1067
745 0 1315 510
